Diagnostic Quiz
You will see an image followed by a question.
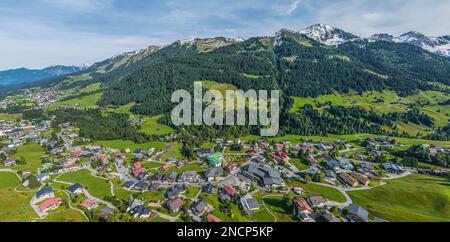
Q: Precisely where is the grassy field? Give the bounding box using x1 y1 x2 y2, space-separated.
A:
140 115 173 136
203 193 251 222
93 140 166 151
160 143 184 161
287 180 347 203
58 170 111 199
0 172 37 222
0 113 21 121
291 158 310 171
348 174 450 222
48 92 102 110
11 143 46 173
252 191 297 222
271 134 450 148
289 90 450 133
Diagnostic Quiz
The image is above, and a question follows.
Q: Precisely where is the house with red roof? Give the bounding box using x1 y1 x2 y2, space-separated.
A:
132 167 146 177
293 197 312 219
133 161 142 169
72 151 82 158
80 198 99 210
98 155 109 164
161 164 170 172
223 185 236 197
39 198 62 213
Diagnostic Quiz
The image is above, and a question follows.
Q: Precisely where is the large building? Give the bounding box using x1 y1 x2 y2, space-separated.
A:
206 152 223 167
241 162 282 188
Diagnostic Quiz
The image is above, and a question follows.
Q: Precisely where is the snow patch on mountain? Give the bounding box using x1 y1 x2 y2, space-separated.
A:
299 24 359 46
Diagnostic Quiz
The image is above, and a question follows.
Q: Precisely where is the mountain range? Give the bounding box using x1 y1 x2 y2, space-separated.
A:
0 65 89 86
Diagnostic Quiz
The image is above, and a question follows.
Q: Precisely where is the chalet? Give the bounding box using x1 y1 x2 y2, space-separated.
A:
67 183 83 194
152 173 164 181
2 158 17 167
178 171 200 183
80 198 99 210
270 150 290 163
207 214 222 222
372 150 382 157
327 160 340 169
358 162 375 174
338 159 354 170
351 172 370 186
98 207 115 220
307 195 326 207
223 185 236 197
148 182 161 191
133 181 148 192
35 187 54 203
165 185 185 199
240 197 260 212
36 173 50 182
128 197 151 219
293 197 312 219
339 172 358 187
39 198 62 213
133 161 142 169
191 199 208 216
166 197 184 213
204 167 224 181
348 204 369 222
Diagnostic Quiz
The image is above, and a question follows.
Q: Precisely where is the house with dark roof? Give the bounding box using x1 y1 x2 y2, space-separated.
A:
2 158 17 167
191 199 207 216
347 204 369 222
204 167 224 181
240 162 282 188
164 172 178 182
178 171 199 183
128 196 151 219
35 187 54 203
123 181 135 190
98 207 115 220
67 183 83 194
165 185 186 199
240 197 260 212
133 181 148 192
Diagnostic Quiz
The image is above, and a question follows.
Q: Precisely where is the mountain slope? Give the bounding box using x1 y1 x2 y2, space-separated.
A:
0 65 87 86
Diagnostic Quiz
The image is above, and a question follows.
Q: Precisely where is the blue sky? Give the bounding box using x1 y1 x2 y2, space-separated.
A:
1 0 449 70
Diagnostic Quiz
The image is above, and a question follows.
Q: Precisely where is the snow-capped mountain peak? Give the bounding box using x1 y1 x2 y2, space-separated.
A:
369 31 450 57
299 24 360 46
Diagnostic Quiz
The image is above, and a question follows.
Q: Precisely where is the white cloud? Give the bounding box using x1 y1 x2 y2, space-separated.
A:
286 0 301 15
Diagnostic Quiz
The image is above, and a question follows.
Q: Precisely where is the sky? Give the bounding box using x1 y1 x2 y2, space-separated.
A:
1 0 449 70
